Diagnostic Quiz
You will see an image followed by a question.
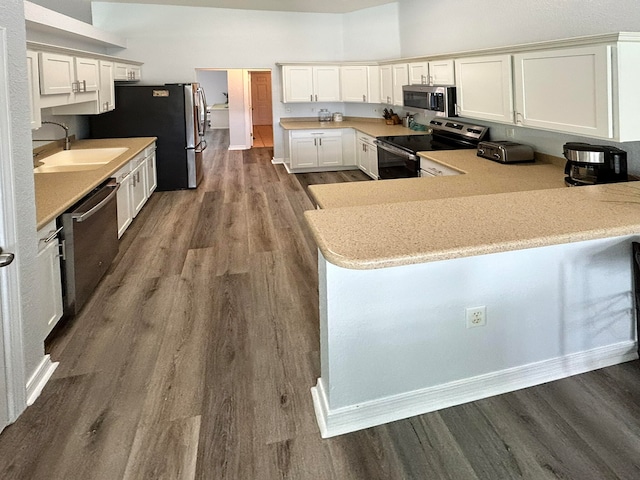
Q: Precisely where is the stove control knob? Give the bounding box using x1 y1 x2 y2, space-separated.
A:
478 149 485 155
493 153 501 159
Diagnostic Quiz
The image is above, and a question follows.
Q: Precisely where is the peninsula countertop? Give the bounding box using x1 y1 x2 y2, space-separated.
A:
304 181 640 269
34 137 157 230
308 150 568 209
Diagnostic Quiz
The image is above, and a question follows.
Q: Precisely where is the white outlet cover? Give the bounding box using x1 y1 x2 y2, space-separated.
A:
466 306 486 328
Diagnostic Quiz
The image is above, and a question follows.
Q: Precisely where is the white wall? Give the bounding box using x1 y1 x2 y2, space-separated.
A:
196 70 228 106
1 0 42 392
397 0 640 172
92 2 349 158
342 3 400 61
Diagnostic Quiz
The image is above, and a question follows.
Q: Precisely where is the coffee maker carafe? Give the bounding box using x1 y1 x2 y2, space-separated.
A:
563 142 628 187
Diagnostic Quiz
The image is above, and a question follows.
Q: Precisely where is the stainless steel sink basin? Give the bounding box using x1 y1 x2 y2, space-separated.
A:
34 147 129 173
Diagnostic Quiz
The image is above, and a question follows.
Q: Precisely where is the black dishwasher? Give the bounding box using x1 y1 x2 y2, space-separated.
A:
60 179 120 316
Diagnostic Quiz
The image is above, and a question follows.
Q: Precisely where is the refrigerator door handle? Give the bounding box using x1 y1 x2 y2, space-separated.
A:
194 140 207 153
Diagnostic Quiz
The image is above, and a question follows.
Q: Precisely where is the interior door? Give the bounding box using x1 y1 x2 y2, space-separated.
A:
0 289 8 432
250 71 272 126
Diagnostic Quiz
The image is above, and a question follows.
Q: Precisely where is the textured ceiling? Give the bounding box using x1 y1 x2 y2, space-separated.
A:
95 0 397 14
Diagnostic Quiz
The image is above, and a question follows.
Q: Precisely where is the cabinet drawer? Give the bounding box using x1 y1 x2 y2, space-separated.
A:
291 130 342 138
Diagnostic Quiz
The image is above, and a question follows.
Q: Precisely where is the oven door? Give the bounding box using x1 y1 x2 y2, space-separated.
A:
375 141 420 179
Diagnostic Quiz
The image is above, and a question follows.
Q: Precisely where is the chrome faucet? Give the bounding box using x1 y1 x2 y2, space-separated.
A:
40 121 71 150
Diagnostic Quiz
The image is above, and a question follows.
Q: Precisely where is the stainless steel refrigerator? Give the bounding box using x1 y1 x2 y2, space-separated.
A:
89 83 207 191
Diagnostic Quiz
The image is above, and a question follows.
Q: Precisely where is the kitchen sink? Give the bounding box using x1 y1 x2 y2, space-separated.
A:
34 147 129 173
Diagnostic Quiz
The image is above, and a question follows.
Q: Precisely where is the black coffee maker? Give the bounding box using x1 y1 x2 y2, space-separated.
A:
563 142 628 187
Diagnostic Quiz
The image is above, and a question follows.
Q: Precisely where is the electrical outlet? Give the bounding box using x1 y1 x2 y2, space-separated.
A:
466 306 486 328
506 128 515 138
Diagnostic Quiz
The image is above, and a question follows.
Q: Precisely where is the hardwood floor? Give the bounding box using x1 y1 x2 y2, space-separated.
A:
1 129 640 479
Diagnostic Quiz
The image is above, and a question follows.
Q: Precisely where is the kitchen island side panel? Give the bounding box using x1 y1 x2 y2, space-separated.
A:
316 235 638 423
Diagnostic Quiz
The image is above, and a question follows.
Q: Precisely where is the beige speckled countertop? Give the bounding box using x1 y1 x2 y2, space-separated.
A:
34 137 156 230
279 117 427 137
305 182 640 269
309 150 567 209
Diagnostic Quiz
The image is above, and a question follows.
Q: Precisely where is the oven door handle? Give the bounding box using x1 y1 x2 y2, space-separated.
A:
374 140 418 161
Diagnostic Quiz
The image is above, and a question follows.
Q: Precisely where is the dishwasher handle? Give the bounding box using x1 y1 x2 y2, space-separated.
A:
71 181 120 223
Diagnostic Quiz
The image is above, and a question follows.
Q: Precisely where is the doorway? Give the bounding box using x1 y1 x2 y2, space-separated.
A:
249 71 273 148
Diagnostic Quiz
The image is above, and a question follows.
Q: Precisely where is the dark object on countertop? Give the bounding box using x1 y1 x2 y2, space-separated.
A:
563 142 627 186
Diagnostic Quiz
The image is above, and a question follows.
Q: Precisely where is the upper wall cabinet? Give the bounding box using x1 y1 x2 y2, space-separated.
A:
341 65 380 103
380 63 408 106
98 61 116 113
455 55 514 124
408 60 455 86
379 65 393 105
513 45 612 138
282 65 341 103
114 62 142 81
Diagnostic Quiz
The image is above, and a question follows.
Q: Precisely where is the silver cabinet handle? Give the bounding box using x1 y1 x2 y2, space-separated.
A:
81 80 87 92
0 248 15 268
42 226 63 244
310 94 313 101
319 138 322 146
363 94 366 102
315 94 318 102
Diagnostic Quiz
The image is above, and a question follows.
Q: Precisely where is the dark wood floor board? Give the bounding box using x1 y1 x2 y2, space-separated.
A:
195 273 256 480
222 150 246 204
474 389 619 480
122 415 200 480
246 190 278 253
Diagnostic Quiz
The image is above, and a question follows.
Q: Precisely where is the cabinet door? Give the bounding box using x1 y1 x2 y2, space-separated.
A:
26 51 41 129
290 136 318 168
114 163 133 238
408 62 429 85
283 66 314 102
367 143 379 179
36 223 63 338
317 135 343 167
145 150 157 196
313 66 341 102
114 62 130 81
380 66 393 105
357 138 369 174
129 65 142 81
392 63 409 106
341 65 369 102
513 45 612 138
455 55 514 123
38 52 74 95
98 61 115 112
428 60 455 85
75 57 99 92
131 162 147 218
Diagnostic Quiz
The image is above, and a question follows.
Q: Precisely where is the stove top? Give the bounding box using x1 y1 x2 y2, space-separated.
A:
377 119 489 154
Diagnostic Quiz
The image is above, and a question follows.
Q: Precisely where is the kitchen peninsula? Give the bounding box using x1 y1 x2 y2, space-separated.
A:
304 151 640 438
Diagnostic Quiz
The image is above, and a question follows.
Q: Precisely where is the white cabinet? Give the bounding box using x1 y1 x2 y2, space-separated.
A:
282 65 341 103
513 45 612 138
74 57 99 92
39 52 100 112
341 65 379 103
290 130 343 169
357 133 378 180
392 63 409 107
408 62 429 85
114 62 142 81
113 162 133 238
428 60 455 85
409 60 455 86
113 142 157 238
26 50 41 130
380 65 393 105
455 55 514 123
36 220 63 338
145 146 157 196
98 60 115 113
38 52 75 95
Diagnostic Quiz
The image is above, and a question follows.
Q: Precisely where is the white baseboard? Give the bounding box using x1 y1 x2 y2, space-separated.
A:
228 145 250 151
312 341 638 438
271 158 284 165
26 355 58 406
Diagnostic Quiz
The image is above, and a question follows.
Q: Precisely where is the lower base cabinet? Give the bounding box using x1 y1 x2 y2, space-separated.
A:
290 130 344 169
357 133 379 179
36 220 63 339
114 142 157 239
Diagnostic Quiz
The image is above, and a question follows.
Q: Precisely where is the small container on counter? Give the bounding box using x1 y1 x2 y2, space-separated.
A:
318 109 332 122
332 112 343 122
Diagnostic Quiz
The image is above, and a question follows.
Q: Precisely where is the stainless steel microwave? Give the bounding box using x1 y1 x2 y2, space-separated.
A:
402 85 457 117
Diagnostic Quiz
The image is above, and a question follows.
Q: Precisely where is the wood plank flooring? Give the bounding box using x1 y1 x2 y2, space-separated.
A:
1 129 640 479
